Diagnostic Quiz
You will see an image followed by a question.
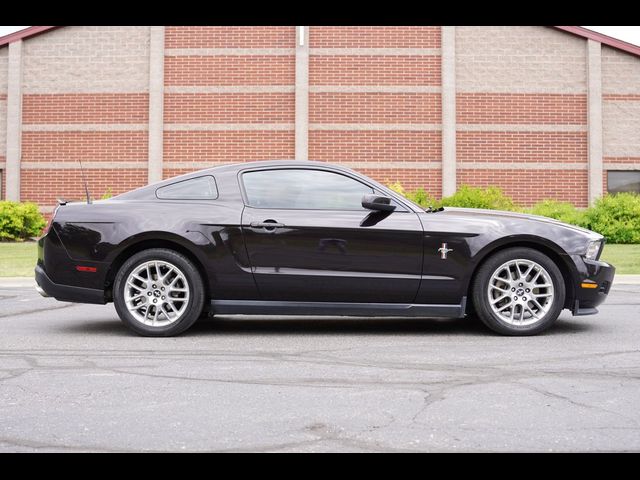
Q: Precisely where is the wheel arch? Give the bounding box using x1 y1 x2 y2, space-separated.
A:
466 238 576 313
103 233 210 303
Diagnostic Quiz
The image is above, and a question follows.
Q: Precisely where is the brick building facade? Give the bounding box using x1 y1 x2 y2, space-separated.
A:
1 26 639 214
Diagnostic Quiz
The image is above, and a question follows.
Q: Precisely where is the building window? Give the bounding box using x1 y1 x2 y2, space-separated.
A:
607 171 640 194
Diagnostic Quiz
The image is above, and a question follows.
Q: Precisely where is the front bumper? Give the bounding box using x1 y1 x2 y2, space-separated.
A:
569 255 615 316
35 264 106 304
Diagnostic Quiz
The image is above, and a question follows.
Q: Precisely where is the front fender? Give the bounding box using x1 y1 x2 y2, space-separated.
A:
471 234 570 268
466 235 581 310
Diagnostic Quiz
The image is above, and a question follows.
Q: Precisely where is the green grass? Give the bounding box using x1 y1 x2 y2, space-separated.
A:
0 241 639 277
0 242 38 277
600 244 640 275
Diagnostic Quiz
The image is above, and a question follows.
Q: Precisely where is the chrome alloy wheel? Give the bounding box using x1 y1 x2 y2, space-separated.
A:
487 259 555 326
123 260 190 327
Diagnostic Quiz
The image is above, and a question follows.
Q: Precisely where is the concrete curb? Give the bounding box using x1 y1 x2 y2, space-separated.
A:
2 275 640 287
612 275 640 285
0 277 36 287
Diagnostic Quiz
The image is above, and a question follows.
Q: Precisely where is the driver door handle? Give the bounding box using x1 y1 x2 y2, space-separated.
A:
250 221 285 229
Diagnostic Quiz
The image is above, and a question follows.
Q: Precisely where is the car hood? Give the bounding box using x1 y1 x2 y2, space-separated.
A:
437 207 602 240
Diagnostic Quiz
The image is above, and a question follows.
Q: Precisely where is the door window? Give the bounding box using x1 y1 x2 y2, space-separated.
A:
242 169 374 210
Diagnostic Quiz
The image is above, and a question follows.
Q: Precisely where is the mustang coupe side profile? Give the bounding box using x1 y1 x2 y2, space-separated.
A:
36 161 615 336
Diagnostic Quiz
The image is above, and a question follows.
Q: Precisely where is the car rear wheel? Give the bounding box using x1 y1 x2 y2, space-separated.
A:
114 248 205 336
472 247 566 335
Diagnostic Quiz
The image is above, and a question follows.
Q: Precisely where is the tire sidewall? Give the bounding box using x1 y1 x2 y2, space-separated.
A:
473 248 566 336
114 248 205 336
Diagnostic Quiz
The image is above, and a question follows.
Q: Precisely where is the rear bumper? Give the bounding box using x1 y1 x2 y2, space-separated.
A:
35 264 106 305
569 255 615 316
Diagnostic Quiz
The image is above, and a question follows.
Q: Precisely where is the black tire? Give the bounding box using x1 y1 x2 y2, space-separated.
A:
113 248 205 336
472 247 566 336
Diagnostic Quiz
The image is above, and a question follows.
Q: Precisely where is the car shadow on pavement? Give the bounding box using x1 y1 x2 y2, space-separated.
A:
186 315 597 337
56 314 598 337
191 315 492 336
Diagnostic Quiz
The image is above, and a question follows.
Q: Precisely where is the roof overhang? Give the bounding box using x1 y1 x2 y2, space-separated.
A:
1 25 639 58
0 26 59 47
554 26 640 57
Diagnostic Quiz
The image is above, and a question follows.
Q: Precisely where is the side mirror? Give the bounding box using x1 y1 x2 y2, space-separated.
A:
361 194 396 212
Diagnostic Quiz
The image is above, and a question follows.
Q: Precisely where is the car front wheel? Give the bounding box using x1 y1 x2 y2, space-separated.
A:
472 247 566 335
113 248 205 336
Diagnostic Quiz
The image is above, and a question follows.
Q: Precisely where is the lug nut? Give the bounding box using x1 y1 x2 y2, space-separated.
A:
147 292 152 296
523 297 527 301
161 296 165 300
514 296 518 300
153 299 157 303
511 288 516 292
161 287 165 291
525 288 530 293
519 283 523 287
152 284 157 289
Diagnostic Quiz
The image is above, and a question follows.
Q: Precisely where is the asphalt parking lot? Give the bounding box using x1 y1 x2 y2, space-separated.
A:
1 282 639 452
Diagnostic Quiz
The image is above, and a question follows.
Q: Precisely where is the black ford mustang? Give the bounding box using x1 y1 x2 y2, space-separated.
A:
36 160 615 337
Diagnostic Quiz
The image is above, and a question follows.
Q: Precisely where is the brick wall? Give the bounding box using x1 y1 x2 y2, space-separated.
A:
602 45 640 189
309 26 441 48
163 26 296 178
15 26 151 206
603 100 640 159
0 48 6 199
457 132 587 163
165 26 295 49
164 93 294 123
456 26 590 206
309 26 443 196
458 169 588 206
21 168 146 205
456 93 587 125
165 56 295 86
21 131 149 163
22 26 150 93
310 92 441 124
602 45 640 95
2 26 640 209
0 47 7 93
164 131 295 164
456 26 587 94
22 93 149 124
0 94 6 167
309 131 441 163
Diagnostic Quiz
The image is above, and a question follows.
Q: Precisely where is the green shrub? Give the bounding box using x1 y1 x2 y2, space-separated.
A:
528 199 587 227
101 187 114 200
388 183 516 210
0 201 47 242
582 193 640 244
387 182 438 208
440 185 516 211
387 181 408 197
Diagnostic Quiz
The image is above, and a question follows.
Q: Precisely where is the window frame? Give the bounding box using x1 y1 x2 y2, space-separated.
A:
155 175 219 201
606 170 640 195
238 166 410 212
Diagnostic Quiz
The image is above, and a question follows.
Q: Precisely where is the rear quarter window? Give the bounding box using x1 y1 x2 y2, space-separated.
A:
156 176 219 200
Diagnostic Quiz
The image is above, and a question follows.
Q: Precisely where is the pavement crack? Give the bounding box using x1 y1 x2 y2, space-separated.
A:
0 303 76 319
514 382 640 427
